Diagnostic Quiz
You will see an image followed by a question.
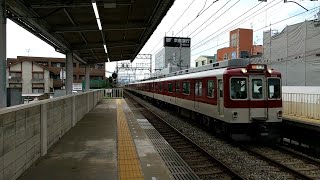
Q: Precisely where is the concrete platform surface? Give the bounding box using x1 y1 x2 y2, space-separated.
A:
18 99 173 180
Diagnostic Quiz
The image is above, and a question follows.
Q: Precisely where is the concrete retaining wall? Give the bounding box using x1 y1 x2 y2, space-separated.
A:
0 90 104 180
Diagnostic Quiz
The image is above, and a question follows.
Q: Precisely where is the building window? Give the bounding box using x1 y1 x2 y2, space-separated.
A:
52 75 60 79
9 72 22 80
196 62 198 67
231 33 237 47
209 60 213 63
9 83 22 88
32 83 44 93
32 88 44 93
202 61 205 66
73 75 77 80
37 62 48 66
224 53 228 60
80 75 85 80
32 72 44 80
51 62 65 67
73 63 77 68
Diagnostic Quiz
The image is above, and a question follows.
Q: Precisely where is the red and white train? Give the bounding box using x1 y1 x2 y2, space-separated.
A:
126 59 282 140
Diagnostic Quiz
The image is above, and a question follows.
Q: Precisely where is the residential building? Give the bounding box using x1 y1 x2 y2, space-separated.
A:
7 56 105 89
195 55 216 67
6 59 53 94
217 28 263 61
155 37 191 75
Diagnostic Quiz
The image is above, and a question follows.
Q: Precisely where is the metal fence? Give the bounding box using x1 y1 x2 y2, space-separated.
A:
282 93 320 120
105 88 123 98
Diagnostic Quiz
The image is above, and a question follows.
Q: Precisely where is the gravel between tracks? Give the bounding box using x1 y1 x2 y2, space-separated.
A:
127 93 293 180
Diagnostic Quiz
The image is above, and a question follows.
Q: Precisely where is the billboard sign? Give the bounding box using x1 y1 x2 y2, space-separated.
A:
164 37 191 47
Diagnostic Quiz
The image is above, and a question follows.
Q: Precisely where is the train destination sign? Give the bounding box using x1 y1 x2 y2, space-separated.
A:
164 37 191 47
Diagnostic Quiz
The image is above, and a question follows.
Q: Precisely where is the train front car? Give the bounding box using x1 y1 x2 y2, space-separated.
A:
224 64 282 140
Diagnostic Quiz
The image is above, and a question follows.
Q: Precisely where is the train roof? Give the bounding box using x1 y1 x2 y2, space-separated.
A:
155 68 227 82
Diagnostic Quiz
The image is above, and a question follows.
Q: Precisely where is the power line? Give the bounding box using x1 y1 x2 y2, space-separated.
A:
173 0 221 37
163 0 238 63
189 0 233 37
191 0 272 50
191 5 320 57
149 0 196 54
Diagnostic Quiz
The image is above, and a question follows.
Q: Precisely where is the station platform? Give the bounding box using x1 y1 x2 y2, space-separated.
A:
17 99 177 180
283 115 320 132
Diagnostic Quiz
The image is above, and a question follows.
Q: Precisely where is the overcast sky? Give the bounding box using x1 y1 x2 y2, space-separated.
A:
7 0 320 77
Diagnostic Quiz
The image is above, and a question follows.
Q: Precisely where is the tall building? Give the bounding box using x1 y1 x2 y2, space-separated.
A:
195 55 216 67
7 56 105 89
155 37 191 74
217 28 262 61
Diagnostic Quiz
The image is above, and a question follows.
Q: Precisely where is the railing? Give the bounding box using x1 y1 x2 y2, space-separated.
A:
105 88 123 98
282 93 320 120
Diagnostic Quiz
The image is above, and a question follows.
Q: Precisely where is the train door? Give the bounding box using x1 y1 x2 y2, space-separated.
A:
249 76 267 120
218 79 224 116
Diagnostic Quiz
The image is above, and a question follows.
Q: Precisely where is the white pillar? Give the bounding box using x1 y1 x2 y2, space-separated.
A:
40 103 48 156
66 51 73 94
0 0 6 108
85 65 90 91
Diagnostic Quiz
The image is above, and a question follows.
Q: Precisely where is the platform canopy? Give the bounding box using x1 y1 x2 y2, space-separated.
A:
6 0 174 64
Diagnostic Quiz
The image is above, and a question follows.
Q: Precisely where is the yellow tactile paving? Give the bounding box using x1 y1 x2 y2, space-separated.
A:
116 99 144 180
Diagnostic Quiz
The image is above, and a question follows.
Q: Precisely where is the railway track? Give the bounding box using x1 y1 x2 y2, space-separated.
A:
125 91 320 179
242 145 320 179
126 92 245 180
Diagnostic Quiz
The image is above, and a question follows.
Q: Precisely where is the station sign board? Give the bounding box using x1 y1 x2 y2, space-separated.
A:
73 83 82 91
164 37 191 47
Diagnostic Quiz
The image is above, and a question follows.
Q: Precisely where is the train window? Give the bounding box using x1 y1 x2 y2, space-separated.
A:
230 78 247 99
176 82 180 93
182 81 190 95
207 80 214 98
268 78 281 99
195 82 202 96
168 83 173 93
159 83 162 92
252 79 263 99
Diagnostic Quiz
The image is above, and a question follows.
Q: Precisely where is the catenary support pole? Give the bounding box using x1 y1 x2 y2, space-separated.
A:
0 0 7 108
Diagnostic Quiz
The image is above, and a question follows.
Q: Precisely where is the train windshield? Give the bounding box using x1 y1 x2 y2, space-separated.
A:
230 78 247 99
252 79 263 99
268 78 281 99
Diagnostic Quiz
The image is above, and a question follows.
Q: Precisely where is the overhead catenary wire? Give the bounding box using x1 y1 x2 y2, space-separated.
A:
149 0 196 55
191 0 279 50
152 0 222 57
191 5 320 57
163 0 240 62
189 0 233 37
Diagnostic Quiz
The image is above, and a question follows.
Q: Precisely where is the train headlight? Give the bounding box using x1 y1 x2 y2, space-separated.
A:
267 69 273 74
277 111 282 119
241 68 247 74
232 111 238 120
